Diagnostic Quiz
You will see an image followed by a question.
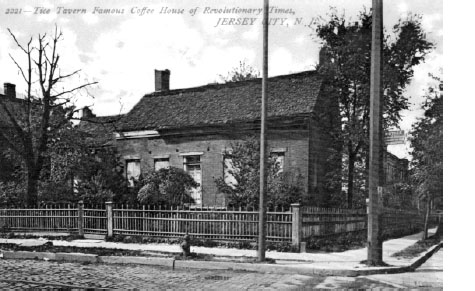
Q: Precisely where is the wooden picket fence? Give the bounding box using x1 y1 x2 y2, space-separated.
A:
112 205 292 242
0 205 78 232
300 207 367 239
0 202 430 250
380 207 424 238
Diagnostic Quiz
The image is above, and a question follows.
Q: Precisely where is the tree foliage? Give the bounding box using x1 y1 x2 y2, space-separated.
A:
214 138 304 209
1 124 130 205
410 74 443 206
73 147 130 205
219 60 260 83
382 182 415 209
0 27 97 205
314 8 434 207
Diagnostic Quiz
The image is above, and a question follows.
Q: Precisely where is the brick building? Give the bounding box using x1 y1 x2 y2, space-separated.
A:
110 69 340 207
0 83 20 182
384 151 409 185
382 151 412 208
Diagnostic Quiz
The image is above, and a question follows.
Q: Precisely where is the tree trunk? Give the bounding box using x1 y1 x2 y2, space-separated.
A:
26 171 38 206
26 162 40 206
347 152 356 208
422 199 431 240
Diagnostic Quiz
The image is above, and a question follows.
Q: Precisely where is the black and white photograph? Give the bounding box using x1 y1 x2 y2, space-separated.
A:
0 0 445 289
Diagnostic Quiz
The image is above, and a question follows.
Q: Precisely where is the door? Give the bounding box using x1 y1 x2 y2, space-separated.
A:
187 164 202 205
183 155 202 205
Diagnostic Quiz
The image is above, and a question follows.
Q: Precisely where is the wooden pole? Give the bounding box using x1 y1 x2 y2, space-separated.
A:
367 0 384 265
78 200 84 237
258 0 269 262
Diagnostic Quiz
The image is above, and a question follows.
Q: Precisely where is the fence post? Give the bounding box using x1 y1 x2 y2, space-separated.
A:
106 201 114 238
78 200 84 237
291 203 302 252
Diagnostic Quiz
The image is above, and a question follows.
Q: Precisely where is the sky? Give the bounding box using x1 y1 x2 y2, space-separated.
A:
0 0 443 158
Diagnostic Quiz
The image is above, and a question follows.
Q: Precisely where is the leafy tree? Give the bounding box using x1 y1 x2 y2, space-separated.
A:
409 74 443 239
0 181 24 207
214 138 304 210
314 9 434 207
0 27 97 205
52 126 130 204
137 167 198 207
6 122 130 205
74 147 130 204
219 60 260 83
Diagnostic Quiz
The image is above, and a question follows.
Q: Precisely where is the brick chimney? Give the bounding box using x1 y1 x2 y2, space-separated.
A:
82 106 95 119
155 69 170 92
3 83 16 99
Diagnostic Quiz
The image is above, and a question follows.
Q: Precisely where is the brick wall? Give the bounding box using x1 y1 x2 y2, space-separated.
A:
116 130 309 206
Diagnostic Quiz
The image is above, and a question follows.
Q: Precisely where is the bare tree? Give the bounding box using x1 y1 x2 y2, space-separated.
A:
0 26 97 205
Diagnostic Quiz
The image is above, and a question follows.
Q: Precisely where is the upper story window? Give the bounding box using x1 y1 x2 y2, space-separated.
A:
154 157 170 171
183 155 201 169
126 159 141 187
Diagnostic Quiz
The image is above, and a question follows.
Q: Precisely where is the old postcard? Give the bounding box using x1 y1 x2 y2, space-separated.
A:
0 0 444 289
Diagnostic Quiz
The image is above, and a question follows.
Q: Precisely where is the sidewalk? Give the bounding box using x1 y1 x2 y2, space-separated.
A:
0 228 440 276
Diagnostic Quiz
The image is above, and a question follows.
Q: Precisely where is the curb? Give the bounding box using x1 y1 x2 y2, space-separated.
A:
341 240 444 277
408 241 443 270
1 251 99 263
98 256 174 267
0 241 443 276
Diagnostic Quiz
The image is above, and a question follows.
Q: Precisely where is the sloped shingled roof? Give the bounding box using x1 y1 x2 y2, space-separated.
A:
118 70 324 132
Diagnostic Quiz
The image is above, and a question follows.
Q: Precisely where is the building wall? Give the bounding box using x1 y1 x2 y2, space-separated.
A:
116 130 309 206
308 82 341 206
384 152 409 184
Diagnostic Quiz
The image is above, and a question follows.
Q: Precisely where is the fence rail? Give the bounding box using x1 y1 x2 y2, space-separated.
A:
0 202 433 251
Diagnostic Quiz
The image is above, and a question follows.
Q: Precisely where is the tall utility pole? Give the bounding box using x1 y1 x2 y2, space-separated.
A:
367 0 384 266
258 0 269 262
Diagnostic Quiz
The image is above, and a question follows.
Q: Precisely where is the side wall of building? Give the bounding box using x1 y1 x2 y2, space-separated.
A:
308 82 342 206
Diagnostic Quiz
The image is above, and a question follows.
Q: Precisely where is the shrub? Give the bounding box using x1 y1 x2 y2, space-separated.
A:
137 167 198 207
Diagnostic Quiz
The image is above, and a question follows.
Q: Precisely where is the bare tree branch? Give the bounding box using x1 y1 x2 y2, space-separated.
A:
8 54 28 83
52 69 81 85
7 28 31 54
51 82 98 99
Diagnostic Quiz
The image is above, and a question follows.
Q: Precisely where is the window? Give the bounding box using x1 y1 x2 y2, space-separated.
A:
126 160 141 187
183 155 202 205
154 157 170 171
73 177 79 194
271 151 285 174
223 156 238 187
